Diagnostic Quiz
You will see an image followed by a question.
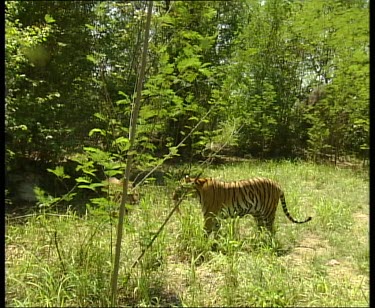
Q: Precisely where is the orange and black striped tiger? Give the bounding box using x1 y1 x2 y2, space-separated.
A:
173 175 312 236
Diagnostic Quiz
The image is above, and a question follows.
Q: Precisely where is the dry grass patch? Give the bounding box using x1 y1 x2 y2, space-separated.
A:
281 232 330 268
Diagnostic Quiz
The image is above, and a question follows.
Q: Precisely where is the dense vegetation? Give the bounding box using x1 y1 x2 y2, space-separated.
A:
6 0 369 170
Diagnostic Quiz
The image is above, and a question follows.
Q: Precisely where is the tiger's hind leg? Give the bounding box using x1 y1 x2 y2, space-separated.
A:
255 215 275 236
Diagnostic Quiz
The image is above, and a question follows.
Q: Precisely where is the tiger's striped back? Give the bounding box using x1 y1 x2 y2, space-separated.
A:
181 176 311 235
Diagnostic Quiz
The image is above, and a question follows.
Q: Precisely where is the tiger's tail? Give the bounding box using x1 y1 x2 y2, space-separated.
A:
280 193 312 224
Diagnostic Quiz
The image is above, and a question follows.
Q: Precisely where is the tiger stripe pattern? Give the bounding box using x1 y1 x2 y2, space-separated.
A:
174 175 312 236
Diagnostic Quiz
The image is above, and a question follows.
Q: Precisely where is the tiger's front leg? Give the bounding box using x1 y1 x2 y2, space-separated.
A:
203 214 220 238
203 214 222 251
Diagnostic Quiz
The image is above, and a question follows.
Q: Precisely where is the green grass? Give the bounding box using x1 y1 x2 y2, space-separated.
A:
6 160 369 307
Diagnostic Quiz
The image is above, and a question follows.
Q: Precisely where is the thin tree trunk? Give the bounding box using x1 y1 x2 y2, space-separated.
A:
110 2 153 306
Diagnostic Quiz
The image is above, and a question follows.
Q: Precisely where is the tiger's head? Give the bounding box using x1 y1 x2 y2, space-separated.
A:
182 174 209 184
181 175 213 192
182 175 195 184
172 175 208 202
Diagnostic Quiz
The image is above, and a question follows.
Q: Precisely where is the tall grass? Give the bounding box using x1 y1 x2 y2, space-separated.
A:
6 160 369 307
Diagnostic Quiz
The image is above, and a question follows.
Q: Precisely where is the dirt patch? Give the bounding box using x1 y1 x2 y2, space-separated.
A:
281 217 369 302
5 244 25 264
281 233 330 267
163 255 226 306
324 256 369 304
164 260 190 293
325 258 367 284
351 211 369 247
353 212 369 223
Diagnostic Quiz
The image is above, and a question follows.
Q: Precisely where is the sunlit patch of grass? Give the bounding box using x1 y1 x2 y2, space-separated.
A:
6 213 113 307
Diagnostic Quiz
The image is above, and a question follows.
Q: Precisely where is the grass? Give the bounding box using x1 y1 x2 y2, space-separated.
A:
6 160 369 307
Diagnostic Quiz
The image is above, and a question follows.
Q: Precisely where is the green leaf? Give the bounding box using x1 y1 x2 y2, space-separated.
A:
169 146 179 156
76 177 91 184
90 183 105 188
83 146 100 153
61 193 76 202
44 14 56 24
118 91 130 98
89 128 106 137
188 116 199 121
140 106 158 120
116 99 131 106
85 23 95 30
199 67 212 77
177 57 202 72
105 170 123 177
86 54 97 64
78 184 97 191
47 166 70 179
114 137 129 145
94 113 106 121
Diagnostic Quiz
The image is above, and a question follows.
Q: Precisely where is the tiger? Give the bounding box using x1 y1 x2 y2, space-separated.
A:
173 175 312 236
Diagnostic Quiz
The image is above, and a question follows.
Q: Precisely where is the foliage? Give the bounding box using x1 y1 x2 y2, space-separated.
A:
6 0 368 170
6 1 99 164
293 0 369 160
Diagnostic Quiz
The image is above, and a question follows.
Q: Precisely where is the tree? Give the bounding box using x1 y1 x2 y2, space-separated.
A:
6 1 98 164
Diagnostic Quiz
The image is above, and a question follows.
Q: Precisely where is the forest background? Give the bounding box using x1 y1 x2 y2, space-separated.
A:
6 0 369 181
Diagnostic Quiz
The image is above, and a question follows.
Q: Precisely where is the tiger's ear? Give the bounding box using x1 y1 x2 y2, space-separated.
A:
193 177 208 187
196 171 203 179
